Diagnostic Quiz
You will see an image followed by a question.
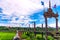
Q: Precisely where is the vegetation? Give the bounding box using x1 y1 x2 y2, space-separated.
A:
0 31 54 40
0 26 56 31
0 26 60 40
0 32 16 40
21 32 54 40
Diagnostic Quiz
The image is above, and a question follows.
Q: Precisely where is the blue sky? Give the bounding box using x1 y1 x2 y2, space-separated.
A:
0 0 60 27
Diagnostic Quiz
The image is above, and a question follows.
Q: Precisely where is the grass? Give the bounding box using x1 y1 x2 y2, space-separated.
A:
0 32 16 40
22 32 54 40
0 31 54 40
36 34 54 40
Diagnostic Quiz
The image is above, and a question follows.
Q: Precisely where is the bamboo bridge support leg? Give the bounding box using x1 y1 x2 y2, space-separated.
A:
34 22 36 37
42 24 43 39
45 18 48 40
56 18 58 40
56 18 58 32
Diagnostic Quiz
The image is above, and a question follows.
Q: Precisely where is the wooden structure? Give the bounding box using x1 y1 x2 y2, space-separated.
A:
34 22 36 32
15 22 36 40
44 0 59 40
14 1 59 40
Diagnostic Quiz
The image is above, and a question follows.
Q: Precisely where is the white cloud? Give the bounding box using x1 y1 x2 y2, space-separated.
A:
0 0 43 27
0 0 60 27
47 22 60 28
0 0 43 16
36 22 60 28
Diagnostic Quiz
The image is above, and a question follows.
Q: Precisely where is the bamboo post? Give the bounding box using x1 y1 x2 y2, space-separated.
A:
42 24 44 39
45 18 48 40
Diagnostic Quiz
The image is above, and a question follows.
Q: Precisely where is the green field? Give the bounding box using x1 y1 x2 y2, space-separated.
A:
0 26 59 40
21 32 54 40
0 32 16 40
0 31 54 40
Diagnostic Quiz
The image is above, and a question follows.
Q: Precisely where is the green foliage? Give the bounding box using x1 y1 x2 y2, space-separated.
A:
37 37 45 40
21 32 55 40
0 31 55 40
0 32 16 40
0 26 56 32
48 36 54 40
0 26 56 40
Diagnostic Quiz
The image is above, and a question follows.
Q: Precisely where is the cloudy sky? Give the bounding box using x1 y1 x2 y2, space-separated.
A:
0 0 60 27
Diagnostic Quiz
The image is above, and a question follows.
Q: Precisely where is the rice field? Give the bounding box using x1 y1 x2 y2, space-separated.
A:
0 31 54 40
0 32 16 40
